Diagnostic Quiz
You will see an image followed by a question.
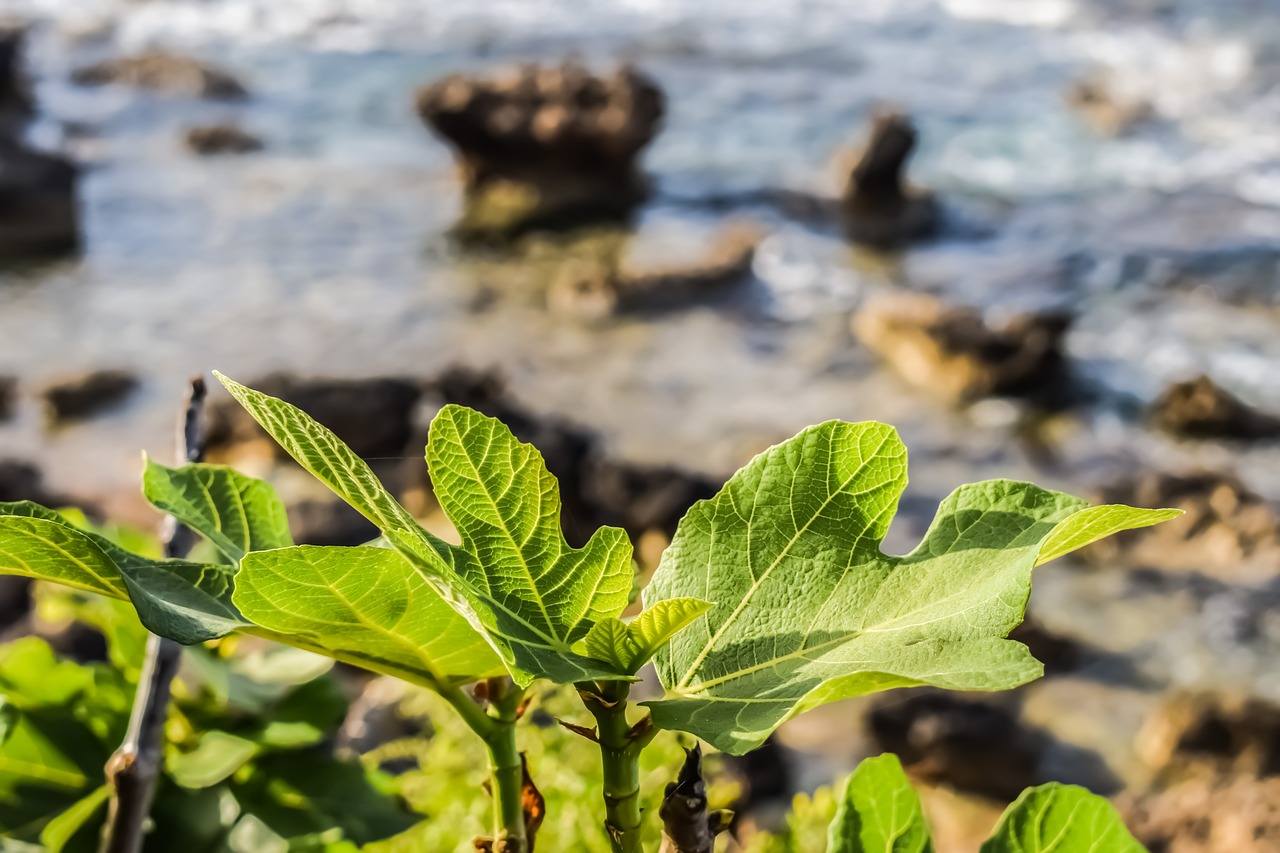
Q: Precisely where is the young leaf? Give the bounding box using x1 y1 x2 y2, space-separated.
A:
39 784 109 853
214 373 633 684
168 731 261 788
142 459 293 563
643 421 1179 753
0 503 245 644
235 546 505 687
581 598 713 674
828 754 933 853
980 783 1146 852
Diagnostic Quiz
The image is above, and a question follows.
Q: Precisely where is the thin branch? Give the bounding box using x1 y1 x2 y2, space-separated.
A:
100 377 206 853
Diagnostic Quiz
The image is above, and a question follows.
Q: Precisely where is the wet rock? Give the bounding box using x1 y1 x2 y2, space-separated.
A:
72 51 247 99
1150 375 1280 441
1119 774 1280 853
416 60 664 238
0 375 14 420
0 26 32 131
40 369 138 422
1139 693 1280 780
206 375 421 461
840 110 939 248
548 222 761 318
183 122 263 155
0 139 80 258
1089 470 1280 582
288 499 380 548
1065 74 1154 137
868 691 1043 800
852 292 1072 404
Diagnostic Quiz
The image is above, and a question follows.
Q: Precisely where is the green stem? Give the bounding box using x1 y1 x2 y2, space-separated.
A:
582 681 649 853
439 677 529 852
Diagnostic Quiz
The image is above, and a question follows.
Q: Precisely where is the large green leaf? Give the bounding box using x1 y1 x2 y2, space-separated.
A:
214 373 632 684
235 546 505 687
142 459 293 563
828 754 933 853
0 503 245 644
980 783 1146 852
643 421 1179 753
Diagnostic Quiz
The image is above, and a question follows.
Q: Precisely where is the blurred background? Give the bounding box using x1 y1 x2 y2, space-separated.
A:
2 0 1280 850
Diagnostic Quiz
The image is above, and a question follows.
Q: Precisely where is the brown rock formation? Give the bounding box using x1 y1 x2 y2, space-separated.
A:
72 51 247 99
1119 774 1280 853
184 122 263 155
840 110 939 248
1066 74 1154 137
1139 693 1280 781
852 292 1071 404
1150 375 1280 440
417 61 664 238
40 369 138 422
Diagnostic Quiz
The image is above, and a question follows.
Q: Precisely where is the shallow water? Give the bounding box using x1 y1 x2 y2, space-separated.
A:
3 0 1280 804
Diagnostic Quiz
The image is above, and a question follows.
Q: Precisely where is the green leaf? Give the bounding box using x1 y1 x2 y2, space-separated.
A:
0 702 15 745
0 638 94 708
168 731 261 788
142 459 294 563
0 503 245 644
643 421 1179 753
39 785 109 853
582 598 713 674
980 783 1147 852
234 546 505 687
214 373 633 684
829 754 933 853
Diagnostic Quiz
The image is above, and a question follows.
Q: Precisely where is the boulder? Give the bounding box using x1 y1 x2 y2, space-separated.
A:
1065 74 1154 137
1119 774 1280 853
852 292 1072 404
206 375 421 461
0 26 32 131
183 122 263 155
1138 693 1280 780
417 60 664 238
72 51 247 99
548 222 761 318
1088 470 1280 581
0 139 79 258
867 691 1043 801
40 369 137 422
0 374 14 420
1150 375 1280 440
840 111 938 248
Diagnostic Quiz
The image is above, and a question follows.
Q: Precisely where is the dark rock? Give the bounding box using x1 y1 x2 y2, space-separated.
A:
1139 693 1280 780
578 451 719 541
0 459 65 504
0 375 14 420
1119 774 1280 853
868 691 1043 801
1065 74 1154 137
0 26 32 131
288 499 381 548
1089 470 1280 582
0 139 79 258
1150 375 1280 441
1008 616 1082 676
41 369 138 422
183 122 263 155
206 375 421 461
72 51 247 99
840 110 939 248
852 292 1072 404
548 222 761 318
417 60 664 238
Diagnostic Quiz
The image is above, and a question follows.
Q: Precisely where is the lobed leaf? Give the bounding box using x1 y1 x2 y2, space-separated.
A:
828 753 933 853
214 373 633 684
643 421 1179 753
142 459 293 563
0 503 244 644
581 598 713 674
980 783 1147 852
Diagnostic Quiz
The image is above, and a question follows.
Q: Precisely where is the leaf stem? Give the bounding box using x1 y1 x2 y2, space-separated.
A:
581 680 647 853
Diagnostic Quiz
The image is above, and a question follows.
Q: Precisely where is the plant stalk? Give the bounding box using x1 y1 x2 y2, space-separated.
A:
100 377 206 853
582 681 648 853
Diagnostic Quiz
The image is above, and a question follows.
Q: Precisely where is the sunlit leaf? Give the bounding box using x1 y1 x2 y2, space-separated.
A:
582 598 712 674
644 421 1179 753
828 754 932 853
980 783 1147 852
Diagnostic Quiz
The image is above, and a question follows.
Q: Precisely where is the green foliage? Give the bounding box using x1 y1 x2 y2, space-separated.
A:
0 589 414 852
581 598 713 675
642 421 1179 753
981 783 1147 853
828 754 932 853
